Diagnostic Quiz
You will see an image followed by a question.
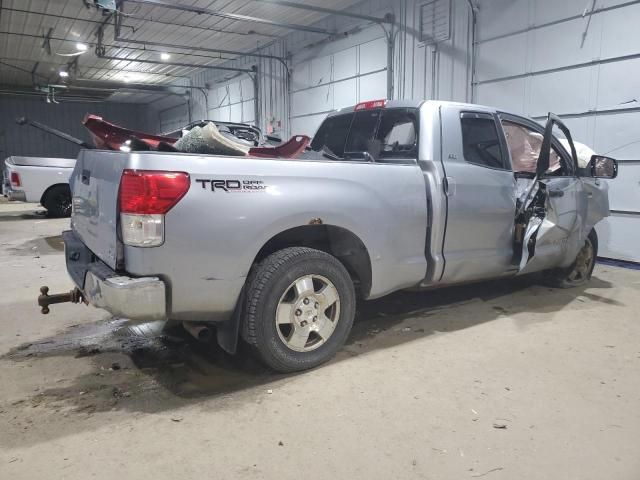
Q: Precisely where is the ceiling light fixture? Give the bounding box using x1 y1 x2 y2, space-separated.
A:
160 52 171 61
59 71 69 78
76 43 88 51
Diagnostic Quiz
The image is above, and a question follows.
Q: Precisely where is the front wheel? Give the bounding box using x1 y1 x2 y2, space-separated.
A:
243 247 356 373
546 229 598 288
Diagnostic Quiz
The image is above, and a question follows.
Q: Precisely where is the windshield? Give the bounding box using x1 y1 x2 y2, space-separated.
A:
308 108 418 161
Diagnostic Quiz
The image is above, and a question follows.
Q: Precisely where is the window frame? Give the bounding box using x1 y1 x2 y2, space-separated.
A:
459 111 511 171
309 108 419 164
498 112 576 177
375 108 419 162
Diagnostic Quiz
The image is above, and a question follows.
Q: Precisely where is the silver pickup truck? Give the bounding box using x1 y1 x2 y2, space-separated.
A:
42 100 618 372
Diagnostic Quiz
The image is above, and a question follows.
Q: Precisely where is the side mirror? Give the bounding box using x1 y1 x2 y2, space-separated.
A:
589 155 618 179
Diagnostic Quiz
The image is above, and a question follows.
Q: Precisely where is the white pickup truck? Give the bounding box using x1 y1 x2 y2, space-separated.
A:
3 156 75 217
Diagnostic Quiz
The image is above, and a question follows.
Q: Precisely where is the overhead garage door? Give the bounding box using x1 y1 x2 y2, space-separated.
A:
289 34 388 137
474 0 640 262
208 76 257 125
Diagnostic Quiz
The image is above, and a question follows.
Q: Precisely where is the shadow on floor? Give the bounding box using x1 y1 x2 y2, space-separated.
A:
3 273 616 414
0 209 47 222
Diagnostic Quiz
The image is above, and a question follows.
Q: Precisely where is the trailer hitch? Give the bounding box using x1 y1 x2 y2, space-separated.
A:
38 286 84 314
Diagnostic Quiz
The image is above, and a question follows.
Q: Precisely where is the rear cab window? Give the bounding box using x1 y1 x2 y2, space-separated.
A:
308 107 418 162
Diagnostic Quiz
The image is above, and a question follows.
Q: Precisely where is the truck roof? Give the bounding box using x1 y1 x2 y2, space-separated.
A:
328 99 505 117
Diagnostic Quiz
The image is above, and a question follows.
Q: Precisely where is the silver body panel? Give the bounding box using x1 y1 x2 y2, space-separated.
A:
68 100 611 325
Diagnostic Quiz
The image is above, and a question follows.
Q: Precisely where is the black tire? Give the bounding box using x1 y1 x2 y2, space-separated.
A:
243 247 356 373
546 229 598 288
43 185 72 218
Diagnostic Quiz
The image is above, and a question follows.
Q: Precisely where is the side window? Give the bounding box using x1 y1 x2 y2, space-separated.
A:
344 110 380 155
376 109 418 159
501 120 566 175
460 113 507 169
309 113 354 158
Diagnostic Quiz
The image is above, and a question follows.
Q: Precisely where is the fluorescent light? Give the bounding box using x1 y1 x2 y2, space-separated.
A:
76 43 88 52
59 71 69 78
160 52 171 61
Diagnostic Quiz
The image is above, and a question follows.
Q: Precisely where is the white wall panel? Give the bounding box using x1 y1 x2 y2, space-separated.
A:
532 0 591 25
477 78 527 113
596 215 640 262
359 37 387 73
476 0 529 41
529 17 602 72
242 101 255 123
333 47 358 81
592 113 640 159
334 78 358 110
290 113 327 138
599 4 640 59
603 163 640 212
596 58 640 109
310 55 333 87
291 61 311 91
527 66 594 117
475 33 528 81
358 70 387 102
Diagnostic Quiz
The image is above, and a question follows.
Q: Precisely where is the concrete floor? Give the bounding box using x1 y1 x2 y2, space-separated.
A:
1 198 639 480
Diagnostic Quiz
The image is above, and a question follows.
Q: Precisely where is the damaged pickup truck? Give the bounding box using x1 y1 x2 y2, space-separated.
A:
40 100 618 372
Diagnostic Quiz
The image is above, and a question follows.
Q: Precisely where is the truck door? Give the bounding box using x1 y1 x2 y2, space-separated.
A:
438 105 517 283
499 114 583 274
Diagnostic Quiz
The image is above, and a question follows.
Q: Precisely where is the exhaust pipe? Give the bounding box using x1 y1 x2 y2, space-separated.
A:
182 321 212 341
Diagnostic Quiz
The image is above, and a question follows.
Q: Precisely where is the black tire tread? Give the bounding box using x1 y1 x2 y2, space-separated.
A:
547 229 598 288
243 246 354 372
43 184 71 218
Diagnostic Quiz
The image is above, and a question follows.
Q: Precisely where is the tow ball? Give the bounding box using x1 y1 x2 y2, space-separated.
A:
38 286 84 314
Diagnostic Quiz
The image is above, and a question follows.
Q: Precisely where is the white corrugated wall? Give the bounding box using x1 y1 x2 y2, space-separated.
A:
474 0 640 262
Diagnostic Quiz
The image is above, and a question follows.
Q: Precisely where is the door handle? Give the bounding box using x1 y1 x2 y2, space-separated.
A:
444 176 455 196
548 189 564 198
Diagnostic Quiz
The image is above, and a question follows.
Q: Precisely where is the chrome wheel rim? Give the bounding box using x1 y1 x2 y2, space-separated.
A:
567 237 594 283
275 274 341 352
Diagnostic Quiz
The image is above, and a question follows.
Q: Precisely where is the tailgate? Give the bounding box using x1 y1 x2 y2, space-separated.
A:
71 150 129 269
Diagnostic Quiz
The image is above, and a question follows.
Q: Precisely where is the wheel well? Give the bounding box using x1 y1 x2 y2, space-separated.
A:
254 225 372 299
40 183 70 206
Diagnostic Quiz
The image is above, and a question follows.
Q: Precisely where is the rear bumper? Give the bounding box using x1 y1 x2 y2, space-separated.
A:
83 271 166 321
63 230 166 321
6 188 27 202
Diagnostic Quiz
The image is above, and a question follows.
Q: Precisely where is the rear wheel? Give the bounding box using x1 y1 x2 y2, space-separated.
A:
547 230 597 288
43 185 71 218
243 247 356 373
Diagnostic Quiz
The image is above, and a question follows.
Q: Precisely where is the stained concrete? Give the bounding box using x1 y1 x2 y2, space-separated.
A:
1 199 639 479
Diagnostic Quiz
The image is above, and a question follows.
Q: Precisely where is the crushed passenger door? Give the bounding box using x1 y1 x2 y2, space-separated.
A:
502 113 584 274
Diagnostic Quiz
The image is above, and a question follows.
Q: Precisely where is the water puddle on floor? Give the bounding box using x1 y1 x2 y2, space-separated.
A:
8 235 64 256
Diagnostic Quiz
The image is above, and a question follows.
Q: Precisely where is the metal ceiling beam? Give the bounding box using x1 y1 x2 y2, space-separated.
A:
99 55 255 73
124 0 334 35
0 31 234 63
114 36 285 62
249 0 393 24
0 55 194 80
0 5 274 38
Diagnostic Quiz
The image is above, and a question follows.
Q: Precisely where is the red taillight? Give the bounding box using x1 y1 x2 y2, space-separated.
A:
10 171 21 187
354 99 386 111
119 169 190 214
